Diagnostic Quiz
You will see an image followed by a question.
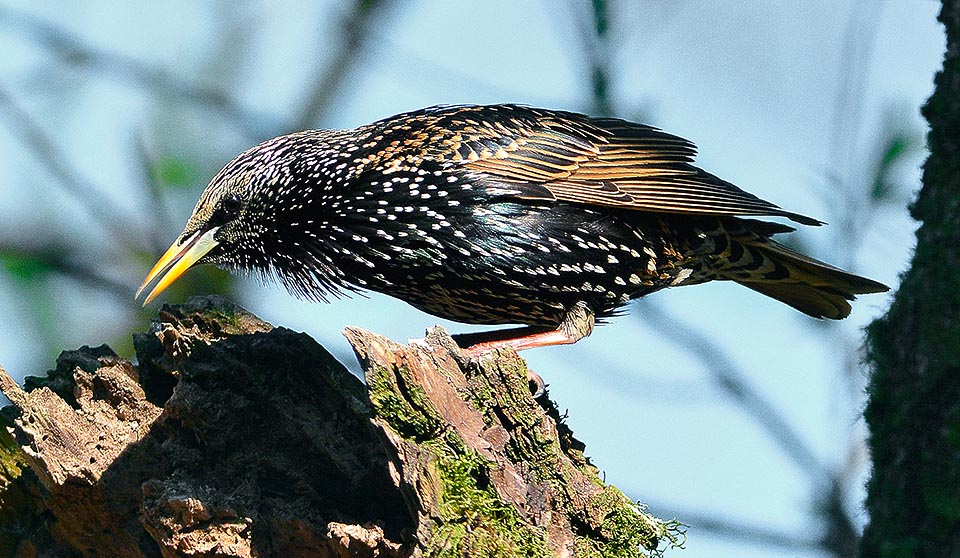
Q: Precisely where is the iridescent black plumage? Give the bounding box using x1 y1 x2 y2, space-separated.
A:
140 104 887 349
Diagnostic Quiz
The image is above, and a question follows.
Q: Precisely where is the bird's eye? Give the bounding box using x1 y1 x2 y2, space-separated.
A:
222 194 242 215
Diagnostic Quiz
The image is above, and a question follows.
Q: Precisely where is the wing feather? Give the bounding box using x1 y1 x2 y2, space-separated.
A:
439 105 821 226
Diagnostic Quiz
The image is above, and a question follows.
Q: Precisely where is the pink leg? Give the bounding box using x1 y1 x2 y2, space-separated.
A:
464 327 582 355
463 302 595 357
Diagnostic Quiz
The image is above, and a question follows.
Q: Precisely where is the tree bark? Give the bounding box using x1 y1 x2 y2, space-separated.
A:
0 295 675 557
861 2 960 557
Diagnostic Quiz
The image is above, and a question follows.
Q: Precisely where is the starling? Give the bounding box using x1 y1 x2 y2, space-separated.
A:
136 104 888 353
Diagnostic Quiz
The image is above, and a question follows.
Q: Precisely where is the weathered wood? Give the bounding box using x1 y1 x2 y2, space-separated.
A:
0 295 675 557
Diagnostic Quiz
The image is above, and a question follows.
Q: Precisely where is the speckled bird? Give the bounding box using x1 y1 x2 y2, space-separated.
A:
137 104 887 353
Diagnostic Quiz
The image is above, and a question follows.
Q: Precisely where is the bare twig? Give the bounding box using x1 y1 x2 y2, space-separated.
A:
567 0 614 116
129 133 178 251
294 0 396 130
0 84 144 253
0 243 130 299
825 0 886 277
648 502 821 552
0 5 279 140
634 302 835 487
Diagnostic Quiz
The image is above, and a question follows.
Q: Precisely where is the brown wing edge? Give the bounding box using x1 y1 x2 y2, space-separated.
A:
452 106 827 227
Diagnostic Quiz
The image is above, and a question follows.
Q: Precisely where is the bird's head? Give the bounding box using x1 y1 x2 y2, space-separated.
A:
136 131 352 305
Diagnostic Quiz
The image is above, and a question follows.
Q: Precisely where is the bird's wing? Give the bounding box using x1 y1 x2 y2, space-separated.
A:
445 107 821 226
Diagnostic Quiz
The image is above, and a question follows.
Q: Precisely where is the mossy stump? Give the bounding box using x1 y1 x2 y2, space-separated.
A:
0 296 673 557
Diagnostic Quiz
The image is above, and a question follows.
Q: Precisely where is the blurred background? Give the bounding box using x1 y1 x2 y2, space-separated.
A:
0 1 943 556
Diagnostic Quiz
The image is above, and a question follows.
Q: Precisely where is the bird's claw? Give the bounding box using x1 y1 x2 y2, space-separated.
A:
528 369 546 398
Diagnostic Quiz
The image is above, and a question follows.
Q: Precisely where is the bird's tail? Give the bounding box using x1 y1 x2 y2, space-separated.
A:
713 222 888 319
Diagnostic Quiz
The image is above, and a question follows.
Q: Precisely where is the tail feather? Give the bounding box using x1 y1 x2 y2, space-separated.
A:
738 278 865 319
719 235 888 319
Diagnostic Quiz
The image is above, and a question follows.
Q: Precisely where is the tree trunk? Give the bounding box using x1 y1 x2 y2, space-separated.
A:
861 2 960 556
0 295 675 557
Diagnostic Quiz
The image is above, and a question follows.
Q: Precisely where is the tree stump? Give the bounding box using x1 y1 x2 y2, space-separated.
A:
0 296 677 557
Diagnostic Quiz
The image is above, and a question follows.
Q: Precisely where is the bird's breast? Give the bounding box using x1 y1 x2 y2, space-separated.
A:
303 181 702 325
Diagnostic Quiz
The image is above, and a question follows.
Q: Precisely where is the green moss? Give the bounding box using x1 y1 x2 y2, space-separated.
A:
0 417 45 557
595 488 647 549
367 341 677 556
367 363 443 441
367 354 550 556
206 309 247 331
861 4 960 554
0 425 25 483
428 443 548 558
464 354 560 481
572 486 683 558
878 538 920 558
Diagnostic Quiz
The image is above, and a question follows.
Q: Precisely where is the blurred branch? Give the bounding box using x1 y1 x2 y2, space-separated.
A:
294 0 396 130
0 244 129 299
130 133 178 251
47 259 130 299
634 303 833 486
568 0 614 115
648 502 821 552
649 480 859 555
820 8 892 553
818 479 860 557
0 5 278 140
634 303 861 555
0 84 144 253
826 0 885 264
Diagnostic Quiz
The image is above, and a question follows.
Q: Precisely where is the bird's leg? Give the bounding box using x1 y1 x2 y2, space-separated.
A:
460 302 595 355
455 303 594 397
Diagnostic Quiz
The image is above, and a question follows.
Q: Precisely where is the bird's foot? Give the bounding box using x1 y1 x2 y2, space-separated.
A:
527 369 546 398
456 302 594 397
459 302 596 354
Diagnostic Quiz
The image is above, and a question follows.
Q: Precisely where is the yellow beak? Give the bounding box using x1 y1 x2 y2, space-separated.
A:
136 227 220 305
